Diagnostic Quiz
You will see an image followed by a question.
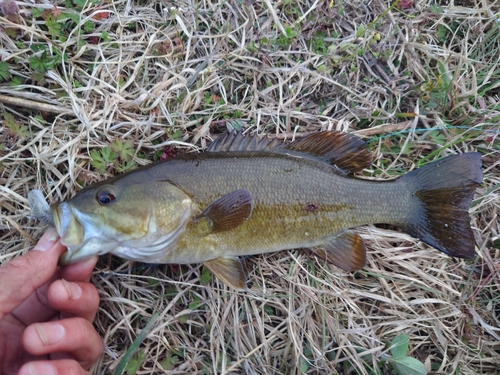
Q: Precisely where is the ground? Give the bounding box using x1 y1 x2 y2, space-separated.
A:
0 0 499 374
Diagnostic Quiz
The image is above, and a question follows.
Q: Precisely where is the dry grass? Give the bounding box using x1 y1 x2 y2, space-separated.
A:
1 0 500 374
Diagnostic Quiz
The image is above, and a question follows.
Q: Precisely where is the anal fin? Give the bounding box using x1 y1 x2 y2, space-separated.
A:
311 231 366 271
204 257 247 290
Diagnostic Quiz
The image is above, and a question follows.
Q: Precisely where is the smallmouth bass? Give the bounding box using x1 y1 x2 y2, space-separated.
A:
45 131 482 289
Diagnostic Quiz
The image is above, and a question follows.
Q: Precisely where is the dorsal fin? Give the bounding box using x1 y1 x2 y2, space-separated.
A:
207 131 372 174
283 132 372 173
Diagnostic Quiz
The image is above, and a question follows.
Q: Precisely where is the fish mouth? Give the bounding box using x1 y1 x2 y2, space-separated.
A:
51 203 93 265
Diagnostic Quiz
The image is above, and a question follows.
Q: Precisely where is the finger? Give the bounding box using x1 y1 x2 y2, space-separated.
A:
0 229 65 319
12 247 98 325
60 255 98 282
18 359 91 375
23 318 104 366
48 279 100 321
11 274 59 326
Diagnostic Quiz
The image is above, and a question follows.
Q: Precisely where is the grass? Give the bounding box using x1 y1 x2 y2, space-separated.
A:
1 0 500 374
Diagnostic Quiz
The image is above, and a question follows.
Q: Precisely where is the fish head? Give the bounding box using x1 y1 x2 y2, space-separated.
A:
52 181 193 265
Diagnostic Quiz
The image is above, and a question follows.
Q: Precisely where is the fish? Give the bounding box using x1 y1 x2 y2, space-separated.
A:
46 131 483 289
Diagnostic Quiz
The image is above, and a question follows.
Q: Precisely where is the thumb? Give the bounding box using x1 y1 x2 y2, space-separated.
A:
0 228 66 318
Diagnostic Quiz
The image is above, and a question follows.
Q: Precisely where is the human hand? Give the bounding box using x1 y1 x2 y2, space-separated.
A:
0 228 103 375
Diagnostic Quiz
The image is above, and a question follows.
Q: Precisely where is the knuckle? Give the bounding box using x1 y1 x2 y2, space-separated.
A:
54 359 91 375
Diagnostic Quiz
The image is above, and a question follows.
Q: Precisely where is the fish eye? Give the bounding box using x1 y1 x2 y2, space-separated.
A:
96 187 116 205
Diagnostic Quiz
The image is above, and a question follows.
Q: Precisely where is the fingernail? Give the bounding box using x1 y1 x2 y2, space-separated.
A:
61 278 82 299
32 228 59 252
26 362 58 375
35 322 65 345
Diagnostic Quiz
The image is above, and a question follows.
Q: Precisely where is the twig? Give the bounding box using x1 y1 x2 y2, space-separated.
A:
0 94 73 115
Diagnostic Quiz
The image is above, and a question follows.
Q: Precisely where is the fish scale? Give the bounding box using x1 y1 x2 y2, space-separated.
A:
154 153 412 263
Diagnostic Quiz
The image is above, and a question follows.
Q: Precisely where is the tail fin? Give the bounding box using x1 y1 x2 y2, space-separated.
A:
401 153 483 258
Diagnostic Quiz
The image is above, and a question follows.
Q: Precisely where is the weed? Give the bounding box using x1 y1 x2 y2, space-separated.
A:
387 334 426 375
29 51 56 74
3 113 29 139
90 140 137 174
111 139 135 163
308 31 330 55
90 147 118 174
277 26 298 47
0 61 11 81
160 350 181 370
199 268 213 285
124 349 146 375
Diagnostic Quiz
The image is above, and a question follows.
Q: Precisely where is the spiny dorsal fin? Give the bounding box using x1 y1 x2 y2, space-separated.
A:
204 256 247 290
194 189 253 234
311 231 367 271
207 131 372 174
207 132 281 152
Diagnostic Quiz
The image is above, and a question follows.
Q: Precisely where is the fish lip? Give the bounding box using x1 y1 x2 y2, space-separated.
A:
50 202 72 241
50 203 62 235
50 202 91 265
57 246 95 266
51 202 74 265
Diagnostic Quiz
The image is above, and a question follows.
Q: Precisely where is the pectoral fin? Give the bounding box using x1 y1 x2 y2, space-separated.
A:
311 231 366 271
204 257 247 290
195 189 253 234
